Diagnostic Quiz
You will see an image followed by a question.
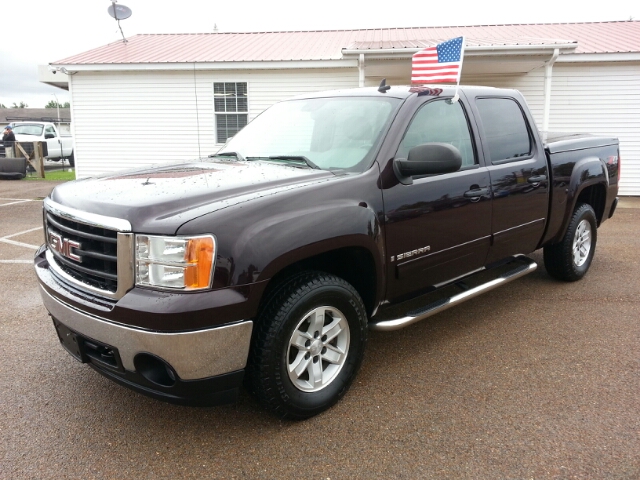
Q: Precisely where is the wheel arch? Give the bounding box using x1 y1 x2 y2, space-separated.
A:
575 183 607 226
541 155 609 246
258 246 379 319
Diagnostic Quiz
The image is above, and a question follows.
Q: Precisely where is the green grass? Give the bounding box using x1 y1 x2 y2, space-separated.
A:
24 170 76 181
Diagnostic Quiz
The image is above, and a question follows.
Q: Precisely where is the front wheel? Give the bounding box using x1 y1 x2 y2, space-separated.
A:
67 151 75 168
543 203 597 282
247 272 368 419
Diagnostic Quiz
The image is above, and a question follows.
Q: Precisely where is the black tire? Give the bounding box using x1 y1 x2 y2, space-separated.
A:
67 151 75 168
247 271 368 419
543 203 597 282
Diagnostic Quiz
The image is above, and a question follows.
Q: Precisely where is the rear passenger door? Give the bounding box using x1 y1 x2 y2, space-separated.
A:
471 96 549 262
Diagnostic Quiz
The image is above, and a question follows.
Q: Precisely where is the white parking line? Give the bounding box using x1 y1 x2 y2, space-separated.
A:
0 238 41 249
0 197 41 201
0 198 41 204
0 227 43 250
3 226 43 239
0 200 33 207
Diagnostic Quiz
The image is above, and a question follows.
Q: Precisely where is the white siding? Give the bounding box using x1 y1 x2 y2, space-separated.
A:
463 69 546 125
465 63 640 195
70 61 640 194
70 68 358 178
546 62 640 196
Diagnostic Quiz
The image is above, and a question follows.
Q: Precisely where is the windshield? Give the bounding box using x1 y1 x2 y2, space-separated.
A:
221 96 401 173
12 124 43 136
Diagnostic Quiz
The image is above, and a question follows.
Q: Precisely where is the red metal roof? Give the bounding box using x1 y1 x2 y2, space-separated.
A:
53 21 640 65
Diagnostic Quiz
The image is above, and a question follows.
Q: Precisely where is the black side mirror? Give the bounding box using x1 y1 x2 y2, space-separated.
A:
394 143 462 185
44 133 55 139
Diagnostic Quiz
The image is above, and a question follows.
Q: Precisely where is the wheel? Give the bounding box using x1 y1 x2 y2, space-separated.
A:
247 271 368 419
67 151 75 168
543 203 597 282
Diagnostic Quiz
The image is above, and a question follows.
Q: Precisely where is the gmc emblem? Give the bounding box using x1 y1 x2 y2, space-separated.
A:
48 231 82 263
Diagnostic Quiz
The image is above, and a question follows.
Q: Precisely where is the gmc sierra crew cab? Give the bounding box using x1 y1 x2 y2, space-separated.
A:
34 85 620 419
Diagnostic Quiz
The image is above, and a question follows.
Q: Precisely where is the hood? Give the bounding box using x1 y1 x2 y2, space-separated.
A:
50 160 335 233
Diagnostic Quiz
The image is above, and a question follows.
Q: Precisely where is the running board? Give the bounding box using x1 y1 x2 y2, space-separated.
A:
370 255 537 332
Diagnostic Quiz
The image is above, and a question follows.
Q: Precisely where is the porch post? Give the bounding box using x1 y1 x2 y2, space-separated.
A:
542 48 560 132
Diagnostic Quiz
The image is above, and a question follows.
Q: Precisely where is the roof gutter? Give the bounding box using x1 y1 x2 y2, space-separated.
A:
342 43 577 58
50 59 358 72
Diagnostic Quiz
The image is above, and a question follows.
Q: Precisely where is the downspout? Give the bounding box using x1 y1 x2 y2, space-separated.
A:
358 54 365 87
542 48 559 133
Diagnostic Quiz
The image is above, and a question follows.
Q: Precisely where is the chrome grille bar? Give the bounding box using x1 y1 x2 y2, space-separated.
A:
44 198 134 300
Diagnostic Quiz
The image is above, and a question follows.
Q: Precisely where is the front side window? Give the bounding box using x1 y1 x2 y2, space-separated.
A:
214 82 248 143
476 98 531 163
397 99 476 168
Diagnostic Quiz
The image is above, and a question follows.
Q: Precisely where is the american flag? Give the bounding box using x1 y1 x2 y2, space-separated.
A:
411 37 465 84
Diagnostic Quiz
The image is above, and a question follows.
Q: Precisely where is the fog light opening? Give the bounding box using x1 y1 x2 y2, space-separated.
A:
134 353 177 387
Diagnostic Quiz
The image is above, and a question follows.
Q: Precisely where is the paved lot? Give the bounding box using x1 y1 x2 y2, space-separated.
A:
1 179 639 479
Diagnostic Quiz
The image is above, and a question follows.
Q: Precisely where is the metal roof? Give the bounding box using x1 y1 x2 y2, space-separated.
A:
0 108 71 124
53 21 640 65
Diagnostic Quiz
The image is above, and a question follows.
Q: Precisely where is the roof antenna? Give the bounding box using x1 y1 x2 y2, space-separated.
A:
107 1 133 43
378 78 391 93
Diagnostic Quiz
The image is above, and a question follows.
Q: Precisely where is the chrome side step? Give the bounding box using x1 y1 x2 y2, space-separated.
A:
370 255 537 332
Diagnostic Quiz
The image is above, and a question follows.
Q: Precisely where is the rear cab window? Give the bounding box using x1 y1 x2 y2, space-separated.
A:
475 98 532 164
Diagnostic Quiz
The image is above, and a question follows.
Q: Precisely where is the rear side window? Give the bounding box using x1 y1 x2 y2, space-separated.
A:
476 98 531 163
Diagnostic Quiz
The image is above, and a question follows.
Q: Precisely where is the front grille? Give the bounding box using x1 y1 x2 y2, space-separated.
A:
46 211 119 293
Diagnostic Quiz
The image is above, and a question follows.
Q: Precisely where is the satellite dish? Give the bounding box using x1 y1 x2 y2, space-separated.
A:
108 3 132 20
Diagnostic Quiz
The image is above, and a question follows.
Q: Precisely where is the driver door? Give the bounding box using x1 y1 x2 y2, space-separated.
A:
383 97 492 301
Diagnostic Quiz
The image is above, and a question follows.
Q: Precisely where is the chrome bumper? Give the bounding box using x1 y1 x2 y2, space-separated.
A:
40 286 253 380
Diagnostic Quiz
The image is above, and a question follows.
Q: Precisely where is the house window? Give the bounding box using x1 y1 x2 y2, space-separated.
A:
214 82 248 143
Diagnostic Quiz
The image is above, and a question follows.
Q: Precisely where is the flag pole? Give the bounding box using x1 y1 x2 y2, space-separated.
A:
450 36 466 104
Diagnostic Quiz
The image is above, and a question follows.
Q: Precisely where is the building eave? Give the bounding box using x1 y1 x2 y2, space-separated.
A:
556 52 640 62
50 59 358 73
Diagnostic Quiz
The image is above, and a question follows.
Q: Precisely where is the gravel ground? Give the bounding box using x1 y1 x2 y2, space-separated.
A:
1 180 638 479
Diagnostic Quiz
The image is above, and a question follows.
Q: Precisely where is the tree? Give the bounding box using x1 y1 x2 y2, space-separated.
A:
45 100 71 109
0 103 6 108
11 102 28 108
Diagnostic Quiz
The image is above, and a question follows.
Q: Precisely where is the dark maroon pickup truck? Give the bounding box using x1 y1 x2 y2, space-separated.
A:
34 85 620 419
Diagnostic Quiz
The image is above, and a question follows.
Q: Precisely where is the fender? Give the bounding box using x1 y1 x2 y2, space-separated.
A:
176 169 387 303
235 201 384 304
542 155 607 246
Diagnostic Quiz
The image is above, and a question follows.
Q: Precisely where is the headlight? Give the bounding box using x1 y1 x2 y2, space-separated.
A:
135 235 215 290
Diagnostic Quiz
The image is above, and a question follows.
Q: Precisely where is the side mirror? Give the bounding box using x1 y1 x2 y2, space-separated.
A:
44 133 55 139
394 143 462 185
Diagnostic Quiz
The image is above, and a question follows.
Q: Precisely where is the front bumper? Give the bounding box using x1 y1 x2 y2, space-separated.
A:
36 250 254 406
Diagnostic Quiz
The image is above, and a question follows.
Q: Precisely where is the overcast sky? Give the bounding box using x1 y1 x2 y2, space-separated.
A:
1 0 638 108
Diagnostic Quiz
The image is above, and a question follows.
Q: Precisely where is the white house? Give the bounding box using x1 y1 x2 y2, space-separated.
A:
43 21 640 194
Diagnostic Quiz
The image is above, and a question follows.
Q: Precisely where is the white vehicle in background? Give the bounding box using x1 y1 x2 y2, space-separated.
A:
12 122 75 167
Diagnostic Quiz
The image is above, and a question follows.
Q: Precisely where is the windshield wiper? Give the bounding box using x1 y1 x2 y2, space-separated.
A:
268 155 320 170
208 151 246 161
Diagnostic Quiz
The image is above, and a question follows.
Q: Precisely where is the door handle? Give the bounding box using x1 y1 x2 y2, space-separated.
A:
464 187 489 202
528 175 547 184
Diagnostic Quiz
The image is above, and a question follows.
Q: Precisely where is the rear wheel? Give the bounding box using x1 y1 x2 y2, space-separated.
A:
67 151 75 168
543 203 597 281
247 271 368 419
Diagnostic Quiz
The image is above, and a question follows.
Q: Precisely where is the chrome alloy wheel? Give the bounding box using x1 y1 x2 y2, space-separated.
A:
287 306 350 392
572 219 592 267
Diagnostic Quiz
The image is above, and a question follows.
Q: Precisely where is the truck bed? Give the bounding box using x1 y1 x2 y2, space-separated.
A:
543 132 618 154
